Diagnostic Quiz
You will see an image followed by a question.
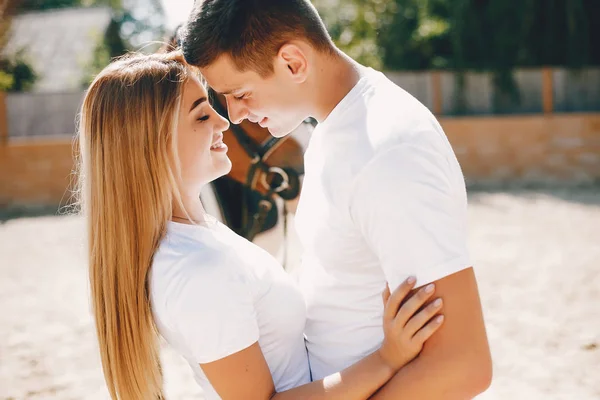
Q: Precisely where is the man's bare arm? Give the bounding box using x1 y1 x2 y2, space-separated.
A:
371 267 492 399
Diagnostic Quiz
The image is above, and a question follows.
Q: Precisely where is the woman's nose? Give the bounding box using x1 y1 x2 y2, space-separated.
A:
216 112 230 132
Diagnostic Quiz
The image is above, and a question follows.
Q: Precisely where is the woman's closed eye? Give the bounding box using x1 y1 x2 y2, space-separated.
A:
197 115 209 122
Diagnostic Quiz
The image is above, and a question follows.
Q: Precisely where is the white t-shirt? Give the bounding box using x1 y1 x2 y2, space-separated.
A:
295 67 471 380
150 220 310 399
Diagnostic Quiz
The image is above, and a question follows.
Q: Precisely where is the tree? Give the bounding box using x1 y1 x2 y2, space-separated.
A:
17 0 83 11
79 0 166 86
314 0 600 71
10 0 166 87
378 0 452 70
313 0 388 69
1 0 19 48
1 0 38 91
115 0 166 50
0 51 37 91
16 0 165 53
313 0 599 114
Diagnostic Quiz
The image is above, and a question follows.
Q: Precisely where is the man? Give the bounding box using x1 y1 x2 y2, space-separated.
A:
182 1 492 398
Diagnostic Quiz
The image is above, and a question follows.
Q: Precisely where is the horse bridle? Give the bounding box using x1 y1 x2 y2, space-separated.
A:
209 89 302 241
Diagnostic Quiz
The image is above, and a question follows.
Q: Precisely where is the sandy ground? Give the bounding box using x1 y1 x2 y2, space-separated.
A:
1 188 599 400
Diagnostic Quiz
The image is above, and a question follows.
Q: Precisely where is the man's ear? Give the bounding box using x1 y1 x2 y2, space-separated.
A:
277 43 308 83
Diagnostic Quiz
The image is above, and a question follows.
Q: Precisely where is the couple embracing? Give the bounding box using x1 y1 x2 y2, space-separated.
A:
79 1 492 399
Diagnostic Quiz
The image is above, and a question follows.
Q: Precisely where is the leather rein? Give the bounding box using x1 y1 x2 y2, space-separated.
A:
209 90 302 242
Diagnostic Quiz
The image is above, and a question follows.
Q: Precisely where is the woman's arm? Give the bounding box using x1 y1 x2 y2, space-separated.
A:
200 277 444 400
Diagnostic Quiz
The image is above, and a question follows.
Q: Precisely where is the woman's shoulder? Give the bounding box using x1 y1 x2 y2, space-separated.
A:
150 223 252 306
154 221 235 266
149 225 261 364
152 243 233 282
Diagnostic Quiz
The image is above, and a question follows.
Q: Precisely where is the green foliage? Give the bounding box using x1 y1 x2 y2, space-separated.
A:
117 0 166 50
314 0 599 71
16 0 165 53
313 0 388 69
16 0 121 11
0 70 14 90
17 0 83 11
80 32 112 87
0 51 37 91
15 0 165 88
314 0 599 112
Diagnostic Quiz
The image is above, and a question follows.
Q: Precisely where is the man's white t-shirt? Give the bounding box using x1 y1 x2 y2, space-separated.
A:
295 67 471 380
150 220 310 399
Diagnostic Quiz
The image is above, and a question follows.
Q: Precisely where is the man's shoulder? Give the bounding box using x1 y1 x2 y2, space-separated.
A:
352 114 449 179
367 70 433 116
340 73 442 152
318 71 454 185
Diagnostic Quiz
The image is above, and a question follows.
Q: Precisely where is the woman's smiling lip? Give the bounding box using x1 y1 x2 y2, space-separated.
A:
210 142 228 152
210 133 228 152
210 133 223 146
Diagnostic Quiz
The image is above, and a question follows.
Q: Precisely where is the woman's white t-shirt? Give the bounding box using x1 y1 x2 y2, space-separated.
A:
150 220 310 399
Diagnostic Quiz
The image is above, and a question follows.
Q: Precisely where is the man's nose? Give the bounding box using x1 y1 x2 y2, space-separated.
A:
226 97 249 125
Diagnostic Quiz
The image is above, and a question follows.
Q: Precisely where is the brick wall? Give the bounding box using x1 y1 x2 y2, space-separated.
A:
444 114 600 185
0 139 77 207
1 114 599 207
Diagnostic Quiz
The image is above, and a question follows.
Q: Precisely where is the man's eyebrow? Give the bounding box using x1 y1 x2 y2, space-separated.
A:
189 96 207 113
216 88 240 96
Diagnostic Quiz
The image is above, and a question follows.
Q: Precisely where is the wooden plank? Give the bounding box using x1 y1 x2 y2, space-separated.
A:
542 67 554 114
0 91 7 145
431 71 443 116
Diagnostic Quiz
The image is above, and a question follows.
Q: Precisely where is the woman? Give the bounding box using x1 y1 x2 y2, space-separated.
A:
77 51 444 400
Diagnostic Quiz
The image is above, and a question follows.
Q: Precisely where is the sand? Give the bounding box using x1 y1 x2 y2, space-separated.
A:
1 188 599 399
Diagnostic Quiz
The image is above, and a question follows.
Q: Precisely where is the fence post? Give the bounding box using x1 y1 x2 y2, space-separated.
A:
0 91 7 145
431 71 443 116
542 67 554 114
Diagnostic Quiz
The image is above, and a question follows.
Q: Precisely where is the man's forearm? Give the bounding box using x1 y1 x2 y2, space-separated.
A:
370 269 493 400
370 346 492 399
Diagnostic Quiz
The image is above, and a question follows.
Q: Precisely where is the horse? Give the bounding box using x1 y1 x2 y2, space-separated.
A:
200 93 311 267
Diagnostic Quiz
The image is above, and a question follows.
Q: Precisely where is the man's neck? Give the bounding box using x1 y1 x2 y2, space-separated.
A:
311 49 362 123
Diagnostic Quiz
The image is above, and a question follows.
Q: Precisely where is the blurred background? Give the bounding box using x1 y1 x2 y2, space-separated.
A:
1 0 599 399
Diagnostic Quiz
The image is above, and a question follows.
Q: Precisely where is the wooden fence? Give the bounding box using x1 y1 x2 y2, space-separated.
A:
1 67 599 206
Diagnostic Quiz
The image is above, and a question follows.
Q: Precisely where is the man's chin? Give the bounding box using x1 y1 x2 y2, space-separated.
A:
267 127 288 138
267 121 303 138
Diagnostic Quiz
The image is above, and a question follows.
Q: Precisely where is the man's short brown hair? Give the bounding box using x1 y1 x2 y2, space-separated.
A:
181 0 334 76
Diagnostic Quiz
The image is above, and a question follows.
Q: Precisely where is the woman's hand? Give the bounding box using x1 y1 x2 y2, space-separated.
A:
378 277 444 371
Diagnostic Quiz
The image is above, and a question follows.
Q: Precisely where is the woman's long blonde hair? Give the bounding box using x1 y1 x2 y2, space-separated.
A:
77 52 191 399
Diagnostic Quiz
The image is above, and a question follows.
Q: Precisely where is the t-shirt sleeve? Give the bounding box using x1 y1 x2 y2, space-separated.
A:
350 143 471 290
167 257 259 364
